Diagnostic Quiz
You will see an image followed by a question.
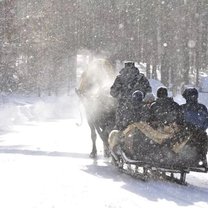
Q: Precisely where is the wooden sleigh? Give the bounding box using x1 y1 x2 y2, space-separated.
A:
109 122 208 185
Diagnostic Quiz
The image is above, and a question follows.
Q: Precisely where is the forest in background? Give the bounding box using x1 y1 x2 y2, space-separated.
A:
0 0 208 96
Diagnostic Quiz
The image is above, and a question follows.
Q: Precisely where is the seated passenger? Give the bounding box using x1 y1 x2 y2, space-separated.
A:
108 90 148 155
115 90 147 131
150 87 181 130
180 88 208 166
181 88 208 131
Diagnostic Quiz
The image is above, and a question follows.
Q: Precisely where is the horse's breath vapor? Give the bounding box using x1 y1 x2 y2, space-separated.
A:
79 58 116 119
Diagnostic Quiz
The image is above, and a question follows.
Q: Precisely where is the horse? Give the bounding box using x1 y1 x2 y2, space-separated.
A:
76 58 117 158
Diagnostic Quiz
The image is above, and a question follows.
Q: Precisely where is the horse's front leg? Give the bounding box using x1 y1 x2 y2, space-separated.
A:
89 124 97 158
95 125 111 158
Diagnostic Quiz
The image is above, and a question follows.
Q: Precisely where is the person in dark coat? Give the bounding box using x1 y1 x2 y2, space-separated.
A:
114 90 145 131
129 90 150 123
180 88 208 166
180 88 208 130
110 62 152 101
150 87 181 129
110 62 152 130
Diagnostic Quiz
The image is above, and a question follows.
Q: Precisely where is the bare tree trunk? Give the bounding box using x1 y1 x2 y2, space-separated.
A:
161 48 170 87
152 65 157 79
146 63 151 79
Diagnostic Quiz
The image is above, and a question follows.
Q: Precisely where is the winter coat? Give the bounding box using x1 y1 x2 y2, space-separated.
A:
180 101 208 131
150 97 181 128
110 66 152 101
180 101 208 162
115 101 149 131
110 65 151 130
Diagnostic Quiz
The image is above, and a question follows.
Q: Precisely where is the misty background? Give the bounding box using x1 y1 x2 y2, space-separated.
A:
0 0 208 97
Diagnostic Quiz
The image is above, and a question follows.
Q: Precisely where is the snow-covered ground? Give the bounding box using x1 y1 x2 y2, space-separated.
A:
0 90 208 208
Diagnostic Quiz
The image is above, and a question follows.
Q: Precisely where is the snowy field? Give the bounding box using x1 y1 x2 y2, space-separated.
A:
0 91 208 208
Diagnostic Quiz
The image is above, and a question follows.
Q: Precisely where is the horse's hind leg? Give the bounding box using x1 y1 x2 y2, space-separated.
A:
103 142 110 158
103 130 112 158
89 124 97 158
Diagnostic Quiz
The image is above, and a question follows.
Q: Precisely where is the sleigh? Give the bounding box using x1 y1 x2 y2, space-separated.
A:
109 122 208 185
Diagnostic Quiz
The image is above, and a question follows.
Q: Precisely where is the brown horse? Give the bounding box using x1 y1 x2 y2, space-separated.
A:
76 58 116 158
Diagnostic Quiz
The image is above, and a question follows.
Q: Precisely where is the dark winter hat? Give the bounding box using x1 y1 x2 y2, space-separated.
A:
132 90 144 103
157 87 168 98
182 88 198 100
125 62 135 67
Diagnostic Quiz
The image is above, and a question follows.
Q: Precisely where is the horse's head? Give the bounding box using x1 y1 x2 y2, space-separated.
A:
77 58 116 98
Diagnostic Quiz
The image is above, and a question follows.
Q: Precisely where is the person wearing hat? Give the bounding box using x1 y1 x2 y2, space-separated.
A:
114 90 147 131
180 88 208 130
180 87 208 166
110 62 151 131
110 62 152 101
150 87 181 129
109 90 151 158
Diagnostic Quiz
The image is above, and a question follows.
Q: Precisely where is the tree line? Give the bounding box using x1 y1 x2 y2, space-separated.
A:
0 0 207 96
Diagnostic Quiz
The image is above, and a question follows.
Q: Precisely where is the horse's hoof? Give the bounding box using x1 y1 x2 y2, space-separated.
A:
89 152 97 158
